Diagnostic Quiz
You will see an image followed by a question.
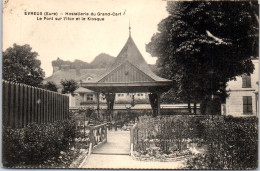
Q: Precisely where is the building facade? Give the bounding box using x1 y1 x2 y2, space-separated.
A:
223 59 258 117
44 63 150 107
73 86 149 106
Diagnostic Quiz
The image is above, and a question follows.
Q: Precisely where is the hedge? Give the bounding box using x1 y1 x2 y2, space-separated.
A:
115 99 150 104
135 115 258 170
135 115 201 154
2 119 76 167
194 116 258 170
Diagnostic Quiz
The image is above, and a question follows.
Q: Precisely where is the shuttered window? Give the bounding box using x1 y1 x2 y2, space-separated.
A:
242 75 251 88
243 96 252 114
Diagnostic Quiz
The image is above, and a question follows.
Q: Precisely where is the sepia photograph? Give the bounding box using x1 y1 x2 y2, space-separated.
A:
2 0 259 169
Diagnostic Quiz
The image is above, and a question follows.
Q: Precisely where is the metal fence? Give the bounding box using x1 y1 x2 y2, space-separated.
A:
2 80 69 128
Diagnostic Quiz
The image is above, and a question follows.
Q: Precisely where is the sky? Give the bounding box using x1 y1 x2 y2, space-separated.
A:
3 0 169 77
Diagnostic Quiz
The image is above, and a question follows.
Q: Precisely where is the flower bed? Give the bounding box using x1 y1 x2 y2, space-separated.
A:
74 137 90 149
133 147 192 162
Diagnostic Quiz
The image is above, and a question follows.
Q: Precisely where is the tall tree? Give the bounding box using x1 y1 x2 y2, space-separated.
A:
61 79 78 94
3 44 45 87
146 2 258 114
42 81 58 92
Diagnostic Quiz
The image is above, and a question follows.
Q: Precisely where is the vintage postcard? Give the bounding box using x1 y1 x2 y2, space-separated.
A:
2 0 259 169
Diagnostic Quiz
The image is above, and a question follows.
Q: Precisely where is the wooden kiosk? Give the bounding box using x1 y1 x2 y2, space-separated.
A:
81 28 171 117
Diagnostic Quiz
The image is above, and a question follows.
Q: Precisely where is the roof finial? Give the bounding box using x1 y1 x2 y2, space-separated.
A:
129 20 131 37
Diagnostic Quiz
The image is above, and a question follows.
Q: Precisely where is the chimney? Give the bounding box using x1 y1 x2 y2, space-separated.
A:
53 66 60 73
52 57 62 73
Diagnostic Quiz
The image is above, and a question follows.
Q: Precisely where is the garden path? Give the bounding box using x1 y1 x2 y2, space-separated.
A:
92 130 130 154
79 130 186 169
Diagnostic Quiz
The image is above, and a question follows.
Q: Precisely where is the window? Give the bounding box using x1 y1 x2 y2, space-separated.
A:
87 94 93 101
121 94 124 97
118 94 121 97
102 94 106 100
242 75 251 88
243 96 252 114
82 77 93 82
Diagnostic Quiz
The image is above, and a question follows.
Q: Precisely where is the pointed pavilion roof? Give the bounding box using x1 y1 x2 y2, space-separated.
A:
81 32 171 93
87 36 170 83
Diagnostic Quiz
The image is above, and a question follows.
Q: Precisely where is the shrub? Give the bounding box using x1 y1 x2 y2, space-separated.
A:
134 98 150 104
115 98 150 104
2 119 76 167
134 115 258 170
114 99 131 104
135 115 200 154
2 127 23 166
77 107 94 118
197 116 258 169
80 101 96 105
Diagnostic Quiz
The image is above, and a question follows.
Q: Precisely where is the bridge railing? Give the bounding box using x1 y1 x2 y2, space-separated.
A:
130 123 138 156
87 123 107 154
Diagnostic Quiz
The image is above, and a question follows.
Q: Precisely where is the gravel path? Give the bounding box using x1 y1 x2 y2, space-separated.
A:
93 130 130 155
79 130 186 169
81 154 185 169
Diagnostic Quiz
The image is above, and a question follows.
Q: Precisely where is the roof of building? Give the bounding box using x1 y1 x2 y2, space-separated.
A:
44 68 106 87
84 36 171 84
81 32 172 93
74 87 94 93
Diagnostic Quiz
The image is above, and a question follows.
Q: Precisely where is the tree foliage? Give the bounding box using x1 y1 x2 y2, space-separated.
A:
42 81 58 92
60 79 78 94
146 2 258 114
3 44 45 87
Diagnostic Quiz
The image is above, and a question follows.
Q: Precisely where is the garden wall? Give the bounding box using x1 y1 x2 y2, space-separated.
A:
2 80 69 128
